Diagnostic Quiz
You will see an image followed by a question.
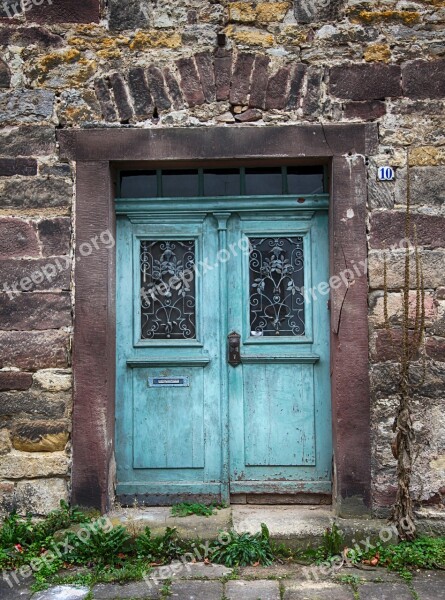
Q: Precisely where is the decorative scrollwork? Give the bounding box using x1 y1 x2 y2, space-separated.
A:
140 240 196 339
249 237 305 336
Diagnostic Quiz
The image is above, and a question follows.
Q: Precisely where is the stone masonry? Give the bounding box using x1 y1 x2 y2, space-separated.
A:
0 0 444 516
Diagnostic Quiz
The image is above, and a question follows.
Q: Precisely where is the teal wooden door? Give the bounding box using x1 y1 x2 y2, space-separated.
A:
227 211 331 496
115 194 331 504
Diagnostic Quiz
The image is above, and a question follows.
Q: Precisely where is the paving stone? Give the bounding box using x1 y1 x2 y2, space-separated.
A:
411 570 445 599
170 580 223 599
32 585 90 599
283 581 355 600
226 579 280 600
358 582 413 599
0 576 32 599
93 580 162 598
169 561 232 579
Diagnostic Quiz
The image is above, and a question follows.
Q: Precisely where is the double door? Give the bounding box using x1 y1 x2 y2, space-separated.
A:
115 200 331 503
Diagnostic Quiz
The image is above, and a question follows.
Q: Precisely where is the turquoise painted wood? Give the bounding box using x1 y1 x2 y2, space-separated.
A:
115 196 331 503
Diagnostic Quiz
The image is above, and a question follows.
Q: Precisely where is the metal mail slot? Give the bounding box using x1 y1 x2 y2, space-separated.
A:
148 377 189 387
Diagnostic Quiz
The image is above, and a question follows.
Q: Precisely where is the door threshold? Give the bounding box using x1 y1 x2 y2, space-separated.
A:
230 493 332 505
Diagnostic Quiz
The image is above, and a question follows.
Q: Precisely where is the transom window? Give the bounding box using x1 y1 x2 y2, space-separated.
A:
119 166 326 198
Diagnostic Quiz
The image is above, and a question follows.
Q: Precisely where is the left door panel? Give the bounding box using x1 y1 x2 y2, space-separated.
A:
115 215 222 504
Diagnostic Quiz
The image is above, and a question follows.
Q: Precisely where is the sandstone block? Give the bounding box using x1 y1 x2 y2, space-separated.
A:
176 58 205 107
0 218 39 258
0 177 72 209
0 58 10 88
395 166 445 204
27 0 99 24
371 329 419 362
37 217 71 257
344 100 386 120
229 2 256 23
33 369 72 392
146 65 171 112
0 257 71 293
195 52 216 103
0 158 37 176
408 147 445 167
249 54 270 109
0 292 71 331
14 478 68 515
0 429 11 455
287 64 306 110
235 108 262 122
230 53 255 106
128 67 153 119
163 68 184 110
402 59 445 99
369 211 445 250
109 0 150 30
0 125 55 157
12 419 69 452
329 64 401 101
426 337 445 362
0 451 69 479
302 66 323 116
94 78 118 122
110 73 133 122
0 26 63 48
369 291 436 328
0 90 54 125
368 249 445 290
0 330 70 371
225 26 274 48
0 371 33 391
265 67 290 110
0 390 69 419
256 2 290 23
214 48 232 102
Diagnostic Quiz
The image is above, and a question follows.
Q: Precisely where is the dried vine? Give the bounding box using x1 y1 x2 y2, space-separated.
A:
383 156 426 541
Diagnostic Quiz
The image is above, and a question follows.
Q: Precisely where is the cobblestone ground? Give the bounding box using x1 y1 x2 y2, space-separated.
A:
1 564 444 600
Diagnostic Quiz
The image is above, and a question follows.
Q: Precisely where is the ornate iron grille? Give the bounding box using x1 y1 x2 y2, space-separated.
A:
249 237 305 336
140 240 196 339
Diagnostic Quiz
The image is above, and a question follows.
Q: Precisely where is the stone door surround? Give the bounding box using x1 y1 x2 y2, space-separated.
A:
59 123 375 516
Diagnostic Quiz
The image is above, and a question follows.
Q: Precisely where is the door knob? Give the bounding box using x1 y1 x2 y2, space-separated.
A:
228 331 241 367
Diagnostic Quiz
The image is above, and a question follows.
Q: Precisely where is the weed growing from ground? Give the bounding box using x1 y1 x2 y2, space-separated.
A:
170 502 225 518
211 523 274 567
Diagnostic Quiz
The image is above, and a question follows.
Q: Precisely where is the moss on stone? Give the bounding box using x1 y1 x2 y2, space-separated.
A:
364 43 391 63
129 30 182 51
353 10 421 26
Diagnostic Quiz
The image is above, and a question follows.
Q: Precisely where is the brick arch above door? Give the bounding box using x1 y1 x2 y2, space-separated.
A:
93 50 316 123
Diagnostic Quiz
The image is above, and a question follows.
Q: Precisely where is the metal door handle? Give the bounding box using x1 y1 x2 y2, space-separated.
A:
227 331 241 367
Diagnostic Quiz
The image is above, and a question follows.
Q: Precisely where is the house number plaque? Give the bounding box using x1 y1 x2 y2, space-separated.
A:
148 377 190 387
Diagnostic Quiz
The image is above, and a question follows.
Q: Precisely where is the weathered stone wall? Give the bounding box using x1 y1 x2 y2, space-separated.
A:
0 0 444 515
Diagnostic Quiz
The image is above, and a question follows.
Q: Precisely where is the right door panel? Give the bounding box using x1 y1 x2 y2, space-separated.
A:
228 210 331 495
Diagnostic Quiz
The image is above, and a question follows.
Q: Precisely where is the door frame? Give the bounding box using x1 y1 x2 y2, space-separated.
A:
58 124 375 517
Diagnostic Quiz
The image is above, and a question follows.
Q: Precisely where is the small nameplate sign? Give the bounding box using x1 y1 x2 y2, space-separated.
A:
148 377 189 387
